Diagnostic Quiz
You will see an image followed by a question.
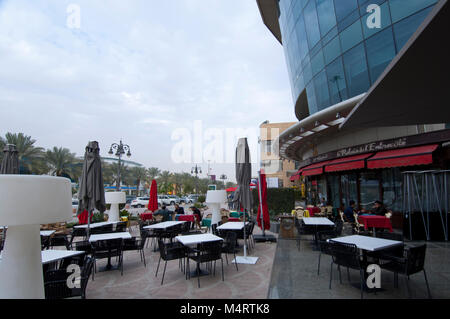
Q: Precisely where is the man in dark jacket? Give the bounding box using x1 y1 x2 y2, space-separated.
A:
372 200 387 216
153 205 174 222
174 204 185 215
343 200 356 222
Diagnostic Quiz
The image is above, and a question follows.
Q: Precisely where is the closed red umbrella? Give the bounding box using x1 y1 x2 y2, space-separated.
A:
226 187 237 192
257 172 270 232
148 180 158 212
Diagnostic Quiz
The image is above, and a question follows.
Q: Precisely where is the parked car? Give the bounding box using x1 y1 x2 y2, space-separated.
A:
187 194 200 203
130 196 150 208
157 195 176 206
180 196 193 204
167 195 181 205
126 195 136 204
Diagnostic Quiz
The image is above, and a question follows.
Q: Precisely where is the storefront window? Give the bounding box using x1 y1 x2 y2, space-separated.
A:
328 175 341 208
382 168 403 212
359 171 380 210
341 173 358 208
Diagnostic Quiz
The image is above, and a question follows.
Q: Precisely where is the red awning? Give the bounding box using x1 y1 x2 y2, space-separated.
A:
325 153 373 173
301 161 330 176
367 144 438 169
290 174 300 181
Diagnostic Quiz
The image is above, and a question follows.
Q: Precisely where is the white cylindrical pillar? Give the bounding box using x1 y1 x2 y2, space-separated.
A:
0 224 44 298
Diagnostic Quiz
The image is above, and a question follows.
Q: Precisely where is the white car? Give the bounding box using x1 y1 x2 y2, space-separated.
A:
158 195 177 206
130 196 150 208
72 199 79 214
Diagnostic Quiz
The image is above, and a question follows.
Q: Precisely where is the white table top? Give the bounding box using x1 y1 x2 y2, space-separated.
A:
302 217 335 226
329 235 403 252
74 221 121 229
41 249 85 264
217 222 248 230
40 230 56 237
176 233 223 246
143 221 185 230
89 232 132 242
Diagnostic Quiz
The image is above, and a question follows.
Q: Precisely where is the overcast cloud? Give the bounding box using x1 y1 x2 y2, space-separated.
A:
0 0 295 182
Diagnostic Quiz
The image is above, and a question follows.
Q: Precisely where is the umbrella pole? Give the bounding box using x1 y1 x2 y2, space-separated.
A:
87 209 91 238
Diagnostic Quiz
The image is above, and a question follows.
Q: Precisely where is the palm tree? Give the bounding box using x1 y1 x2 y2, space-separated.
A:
45 147 81 181
0 132 46 174
129 166 147 196
147 167 161 181
157 170 173 194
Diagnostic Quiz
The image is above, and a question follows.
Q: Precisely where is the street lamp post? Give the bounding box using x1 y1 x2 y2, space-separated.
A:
108 140 131 191
191 164 202 194
219 174 227 190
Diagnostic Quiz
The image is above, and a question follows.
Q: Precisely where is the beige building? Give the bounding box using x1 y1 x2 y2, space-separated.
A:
259 121 297 188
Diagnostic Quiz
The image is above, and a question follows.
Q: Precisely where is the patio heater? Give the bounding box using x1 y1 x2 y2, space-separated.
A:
0 175 72 298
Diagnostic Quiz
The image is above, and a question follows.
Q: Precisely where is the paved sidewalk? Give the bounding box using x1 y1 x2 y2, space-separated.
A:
85 227 278 299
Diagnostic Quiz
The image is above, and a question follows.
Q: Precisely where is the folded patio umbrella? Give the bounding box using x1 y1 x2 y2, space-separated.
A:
232 138 257 264
0 144 19 174
257 172 270 232
77 141 106 236
148 179 158 212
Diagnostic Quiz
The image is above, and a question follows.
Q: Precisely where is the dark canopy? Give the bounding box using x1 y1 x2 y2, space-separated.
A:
77 141 106 215
0 144 19 174
233 138 253 212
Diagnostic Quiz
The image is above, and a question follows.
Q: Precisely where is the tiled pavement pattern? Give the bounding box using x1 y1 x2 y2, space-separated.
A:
85 226 278 299
268 233 450 299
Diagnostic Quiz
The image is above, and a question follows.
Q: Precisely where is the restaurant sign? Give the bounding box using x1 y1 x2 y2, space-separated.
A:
296 129 450 169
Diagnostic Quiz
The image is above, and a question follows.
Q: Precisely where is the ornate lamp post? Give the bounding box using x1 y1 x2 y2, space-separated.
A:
191 164 202 194
108 140 131 191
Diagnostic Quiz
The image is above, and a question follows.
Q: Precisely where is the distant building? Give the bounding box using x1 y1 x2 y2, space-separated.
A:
259 121 298 188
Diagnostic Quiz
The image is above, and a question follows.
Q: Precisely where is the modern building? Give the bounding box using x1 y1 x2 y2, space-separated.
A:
259 121 298 187
257 0 450 229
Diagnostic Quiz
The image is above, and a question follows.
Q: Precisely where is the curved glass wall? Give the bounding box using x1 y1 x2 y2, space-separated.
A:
278 0 437 118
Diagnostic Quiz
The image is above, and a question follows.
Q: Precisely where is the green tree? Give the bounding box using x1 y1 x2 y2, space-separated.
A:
45 146 81 181
129 166 147 196
0 132 46 174
147 167 161 181
157 170 173 194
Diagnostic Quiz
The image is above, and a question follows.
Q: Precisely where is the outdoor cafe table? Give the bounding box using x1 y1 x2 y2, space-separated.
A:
175 233 224 277
140 212 153 221
217 222 248 231
74 221 122 229
89 232 132 270
328 235 403 292
143 221 185 230
41 249 84 265
358 216 393 235
40 230 56 237
302 217 335 249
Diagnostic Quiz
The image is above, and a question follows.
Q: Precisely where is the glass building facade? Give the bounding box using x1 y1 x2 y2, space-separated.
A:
278 0 438 118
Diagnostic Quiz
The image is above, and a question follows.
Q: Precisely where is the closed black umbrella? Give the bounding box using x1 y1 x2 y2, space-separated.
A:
233 138 258 264
77 141 106 236
0 144 19 174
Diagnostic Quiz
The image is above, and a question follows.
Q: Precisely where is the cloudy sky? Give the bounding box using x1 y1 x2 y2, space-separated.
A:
0 0 295 182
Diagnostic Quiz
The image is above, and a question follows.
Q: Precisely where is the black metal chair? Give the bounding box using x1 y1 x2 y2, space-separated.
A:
328 241 366 299
90 238 124 279
316 230 338 276
379 244 431 298
90 224 114 235
367 231 405 263
59 252 86 271
41 235 51 250
187 240 224 288
115 221 127 232
74 240 93 255
123 232 148 267
221 231 239 271
70 227 87 246
43 255 94 299
155 239 187 285
49 234 72 250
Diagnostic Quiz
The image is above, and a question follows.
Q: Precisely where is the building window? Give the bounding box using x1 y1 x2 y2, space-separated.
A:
317 0 337 36
343 42 371 97
359 171 381 210
365 27 397 83
393 6 433 50
389 0 437 23
334 0 358 22
327 57 348 104
341 173 358 208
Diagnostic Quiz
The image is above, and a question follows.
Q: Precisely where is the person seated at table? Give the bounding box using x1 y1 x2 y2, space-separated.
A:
174 204 185 215
371 200 388 216
344 200 356 222
190 206 202 221
153 205 174 222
